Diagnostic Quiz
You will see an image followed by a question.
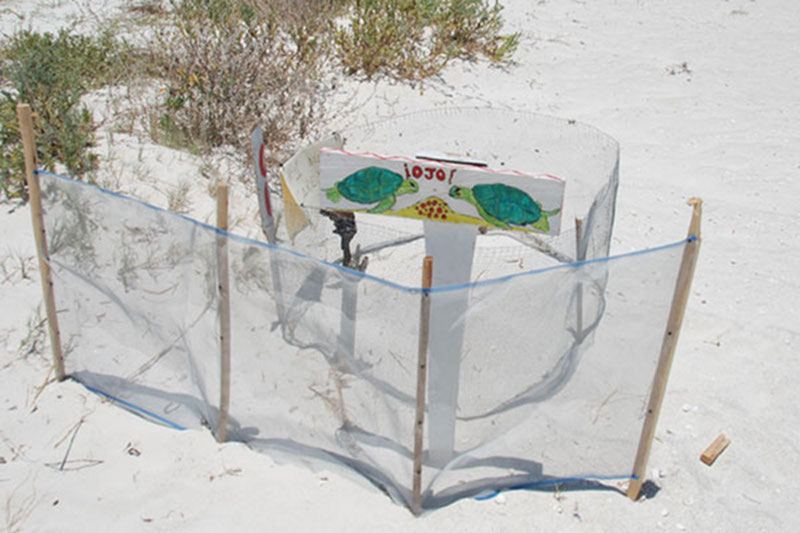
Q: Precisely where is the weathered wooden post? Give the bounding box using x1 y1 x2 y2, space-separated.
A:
412 255 434 515
627 198 703 500
18 103 65 381
215 182 232 442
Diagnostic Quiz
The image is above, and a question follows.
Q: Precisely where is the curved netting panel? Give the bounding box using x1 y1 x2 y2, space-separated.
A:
273 108 619 283
340 108 619 263
40 167 686 511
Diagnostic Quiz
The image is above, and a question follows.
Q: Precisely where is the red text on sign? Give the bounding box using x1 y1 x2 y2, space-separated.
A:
404 163 457 184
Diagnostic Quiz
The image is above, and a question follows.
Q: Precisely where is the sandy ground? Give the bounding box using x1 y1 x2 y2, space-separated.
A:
2 0 799 530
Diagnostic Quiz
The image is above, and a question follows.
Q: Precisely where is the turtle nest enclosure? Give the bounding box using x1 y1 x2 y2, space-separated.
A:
38 108 695 512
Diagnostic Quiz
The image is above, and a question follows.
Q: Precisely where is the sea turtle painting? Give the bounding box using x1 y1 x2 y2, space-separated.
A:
449 183 560 232
325 166 419 213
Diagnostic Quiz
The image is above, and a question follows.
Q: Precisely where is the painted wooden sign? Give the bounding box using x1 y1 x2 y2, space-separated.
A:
319 149 565 235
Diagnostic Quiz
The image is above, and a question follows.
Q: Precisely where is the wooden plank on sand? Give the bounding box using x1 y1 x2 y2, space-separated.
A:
701 434 731 466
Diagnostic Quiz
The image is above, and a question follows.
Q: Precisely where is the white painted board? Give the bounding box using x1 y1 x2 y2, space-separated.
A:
320 149 565 235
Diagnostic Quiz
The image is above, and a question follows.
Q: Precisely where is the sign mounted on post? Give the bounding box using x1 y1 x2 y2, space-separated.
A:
321 147 567 465
320 149 565 235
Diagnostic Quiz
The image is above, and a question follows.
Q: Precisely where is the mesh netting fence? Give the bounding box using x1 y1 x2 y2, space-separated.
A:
40 189 687 509
36 110 690 511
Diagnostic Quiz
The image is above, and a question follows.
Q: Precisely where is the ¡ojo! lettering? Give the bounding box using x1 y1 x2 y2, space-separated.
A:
403 163 457 184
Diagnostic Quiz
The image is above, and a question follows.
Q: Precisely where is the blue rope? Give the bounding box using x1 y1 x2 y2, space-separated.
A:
83 383 186 431
35 169 693 295
474 474 635 501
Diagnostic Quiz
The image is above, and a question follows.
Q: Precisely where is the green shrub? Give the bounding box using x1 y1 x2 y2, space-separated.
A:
0 29 129 199
335 0 443 80
0 0 518 198
335 0 519 81
151 0 517 159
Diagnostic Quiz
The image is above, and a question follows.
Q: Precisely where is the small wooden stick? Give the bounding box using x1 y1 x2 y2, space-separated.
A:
412 256 434 515
700 434 730 466
18 103 66 381
628 198 703 500
215 182 232 443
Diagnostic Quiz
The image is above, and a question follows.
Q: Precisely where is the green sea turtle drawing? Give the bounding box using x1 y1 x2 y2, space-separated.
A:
325 166 419 213
449 183 560 232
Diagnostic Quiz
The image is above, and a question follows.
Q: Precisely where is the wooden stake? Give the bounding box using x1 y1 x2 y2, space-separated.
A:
412 256 434 515
627 197 703 500
18 103 65 381
215 182 232 443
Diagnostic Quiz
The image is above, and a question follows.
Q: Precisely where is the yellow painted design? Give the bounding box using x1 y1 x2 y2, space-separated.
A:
391 196 483 225
353 195 547 233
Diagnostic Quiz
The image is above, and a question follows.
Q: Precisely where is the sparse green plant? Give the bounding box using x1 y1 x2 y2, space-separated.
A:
150 0 332 163
0 28 131 199
18 304 47 360
335 0 445 80
335 0 519 81
0 250 35 284
149 0 517 160
0 1 517 196
127 0 169 16
252 0 349 63
438 0 520 61
167 179 192 213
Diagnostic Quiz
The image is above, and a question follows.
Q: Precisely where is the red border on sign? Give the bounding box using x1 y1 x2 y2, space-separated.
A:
321 148 564 182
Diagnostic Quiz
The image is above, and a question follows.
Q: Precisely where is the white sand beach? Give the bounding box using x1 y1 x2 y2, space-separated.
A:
2 0 798 530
